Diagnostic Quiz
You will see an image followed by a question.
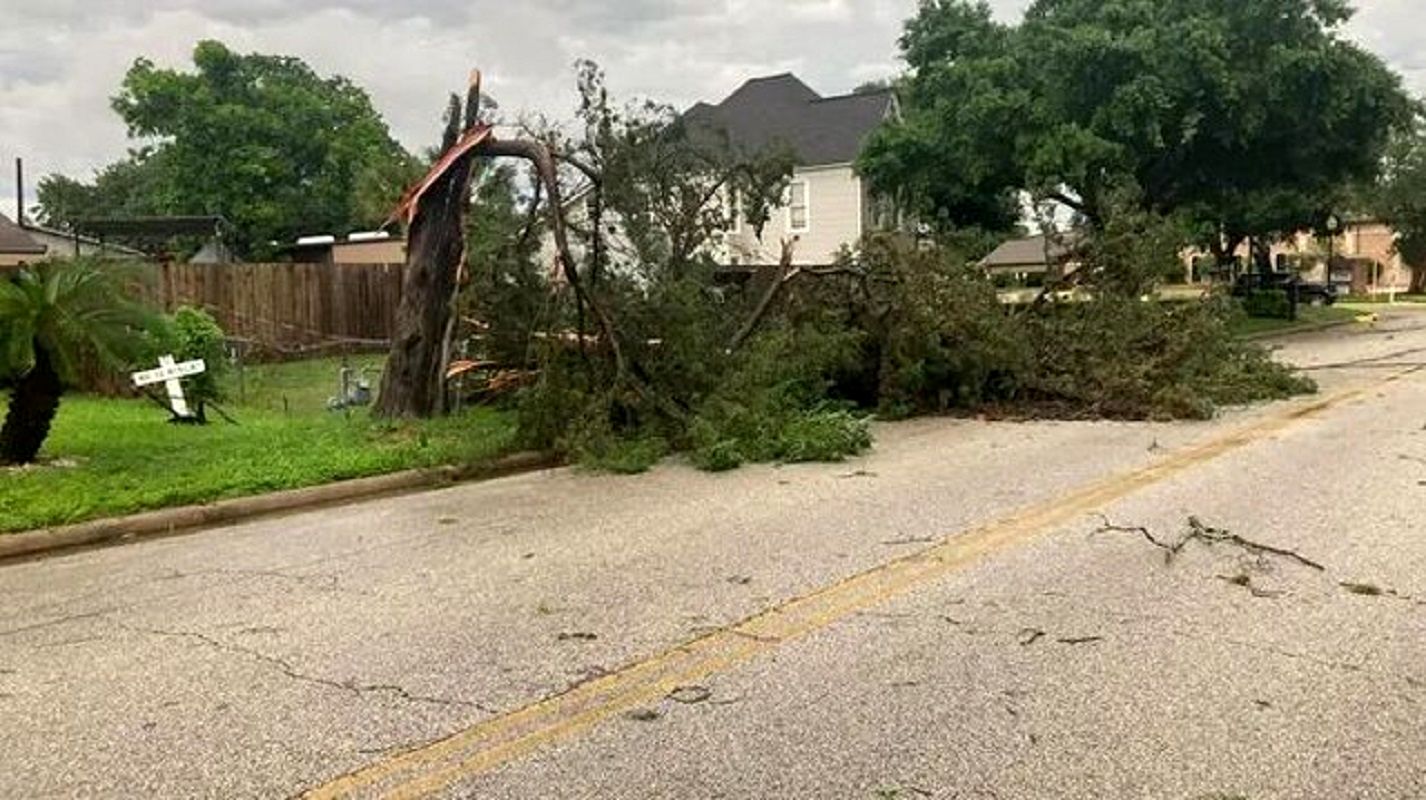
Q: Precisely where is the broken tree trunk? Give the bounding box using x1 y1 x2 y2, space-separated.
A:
376 68 667 421
728 239 796 351
375 77 487 419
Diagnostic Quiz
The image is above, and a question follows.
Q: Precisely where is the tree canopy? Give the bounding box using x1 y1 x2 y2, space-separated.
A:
860 0 1415 257
40 40 417 258
1365 115 1426 290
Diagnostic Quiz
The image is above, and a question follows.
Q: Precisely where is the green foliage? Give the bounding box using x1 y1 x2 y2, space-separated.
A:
153 307 229 406
464 164 547 366
1242 290 1293 320
0 258 154 386
561 59 795 278
864 0 1414 250
687 326 870 469
575 434 670 475
41 40 419 258
1364 114 1426 291
510 62 1315 476
35 153 175 234
1018 295 1310 420
857 237 1030 416
776 409 873 463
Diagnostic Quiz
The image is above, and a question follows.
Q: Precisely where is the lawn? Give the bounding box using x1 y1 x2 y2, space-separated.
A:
0 357 516 533
1229 305 1359 338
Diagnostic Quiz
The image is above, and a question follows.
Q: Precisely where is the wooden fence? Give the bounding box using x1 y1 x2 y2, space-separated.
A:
149 261 408 355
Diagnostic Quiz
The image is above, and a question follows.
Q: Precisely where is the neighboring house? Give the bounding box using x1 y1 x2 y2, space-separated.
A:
22 221 145 261
984 219 1415 293
0 212 47 267
285 232 407 265
979 232 1083 284
684 74 899 266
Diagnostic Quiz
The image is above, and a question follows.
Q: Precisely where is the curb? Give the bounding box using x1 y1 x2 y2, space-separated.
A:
1242 318 1357 342
0 450 564 564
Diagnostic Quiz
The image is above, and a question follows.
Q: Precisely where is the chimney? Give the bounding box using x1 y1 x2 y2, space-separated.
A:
14 157 23 227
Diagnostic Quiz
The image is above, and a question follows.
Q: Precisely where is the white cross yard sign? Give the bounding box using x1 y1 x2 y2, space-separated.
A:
132 355 206 418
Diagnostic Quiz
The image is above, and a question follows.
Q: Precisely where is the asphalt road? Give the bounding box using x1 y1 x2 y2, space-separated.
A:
3 310 1425 799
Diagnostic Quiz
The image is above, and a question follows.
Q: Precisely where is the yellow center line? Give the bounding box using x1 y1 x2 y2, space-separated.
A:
303 367 1417 800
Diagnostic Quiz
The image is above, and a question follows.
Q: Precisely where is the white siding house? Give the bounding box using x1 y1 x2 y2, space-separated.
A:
685 74 897 266
546 74 897 271
724 163 874 265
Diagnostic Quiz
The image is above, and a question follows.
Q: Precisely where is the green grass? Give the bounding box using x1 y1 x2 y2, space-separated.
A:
0 356 515 533
1229 305 1359 338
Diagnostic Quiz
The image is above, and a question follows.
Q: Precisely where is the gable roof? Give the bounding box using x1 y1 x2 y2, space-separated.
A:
684 74 896 166
0 213 46 255
979 232 1084 271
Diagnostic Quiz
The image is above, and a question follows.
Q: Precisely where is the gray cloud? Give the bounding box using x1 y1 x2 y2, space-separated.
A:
0 0 1421 219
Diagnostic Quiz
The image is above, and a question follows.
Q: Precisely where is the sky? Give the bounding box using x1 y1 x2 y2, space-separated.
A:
1 0 1423 220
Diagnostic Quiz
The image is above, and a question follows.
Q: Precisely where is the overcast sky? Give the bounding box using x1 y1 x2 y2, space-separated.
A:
2 0 1423 220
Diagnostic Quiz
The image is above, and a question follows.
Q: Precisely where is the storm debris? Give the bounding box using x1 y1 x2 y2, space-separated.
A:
1095 515 1326 571
1339 581 1415 601
881 536 937 546
1018 628 1046 646
557 631 599 642
1216 573 1286 598
668 685 712 704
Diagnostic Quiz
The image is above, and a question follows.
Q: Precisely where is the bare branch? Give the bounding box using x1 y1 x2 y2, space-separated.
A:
728 239 797 351
1093 515 1326 572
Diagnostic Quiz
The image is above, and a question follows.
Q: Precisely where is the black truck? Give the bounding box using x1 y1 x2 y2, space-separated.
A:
1231 272 1338 306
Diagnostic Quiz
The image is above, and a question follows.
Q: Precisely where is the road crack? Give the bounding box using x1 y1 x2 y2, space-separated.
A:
115 621 489 712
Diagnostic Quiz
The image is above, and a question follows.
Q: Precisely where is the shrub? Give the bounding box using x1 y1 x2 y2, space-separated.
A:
167 307 229 405
1242 289 1292 320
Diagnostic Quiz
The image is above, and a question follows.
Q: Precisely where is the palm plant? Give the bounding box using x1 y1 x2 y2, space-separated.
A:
0 258 154 465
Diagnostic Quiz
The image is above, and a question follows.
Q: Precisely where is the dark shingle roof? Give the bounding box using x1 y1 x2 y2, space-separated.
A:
0 213 45 255
684 74 896 166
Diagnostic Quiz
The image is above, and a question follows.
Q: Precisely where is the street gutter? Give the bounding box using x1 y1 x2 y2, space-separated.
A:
0 450 564 564
1241 316 1357 342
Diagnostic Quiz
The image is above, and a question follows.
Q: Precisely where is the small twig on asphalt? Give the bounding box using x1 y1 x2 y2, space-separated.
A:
1057 635 1104 645
1216 573 1286 599
668 685 712 704
1094 515 1326 572
1018 628 1046 646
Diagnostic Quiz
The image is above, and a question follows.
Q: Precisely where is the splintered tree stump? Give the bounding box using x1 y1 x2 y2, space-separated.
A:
375 69 617 420
375 76 487 419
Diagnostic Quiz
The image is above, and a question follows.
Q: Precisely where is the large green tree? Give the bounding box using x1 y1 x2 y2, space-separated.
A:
36 150 174 232
862 0 1414 262
1366 116 1426 292
41 40 417 258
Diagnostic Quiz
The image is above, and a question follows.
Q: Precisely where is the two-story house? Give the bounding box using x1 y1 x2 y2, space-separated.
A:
683 74 898 266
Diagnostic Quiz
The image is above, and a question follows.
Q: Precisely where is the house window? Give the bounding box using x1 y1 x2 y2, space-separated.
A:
788 180 809 232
